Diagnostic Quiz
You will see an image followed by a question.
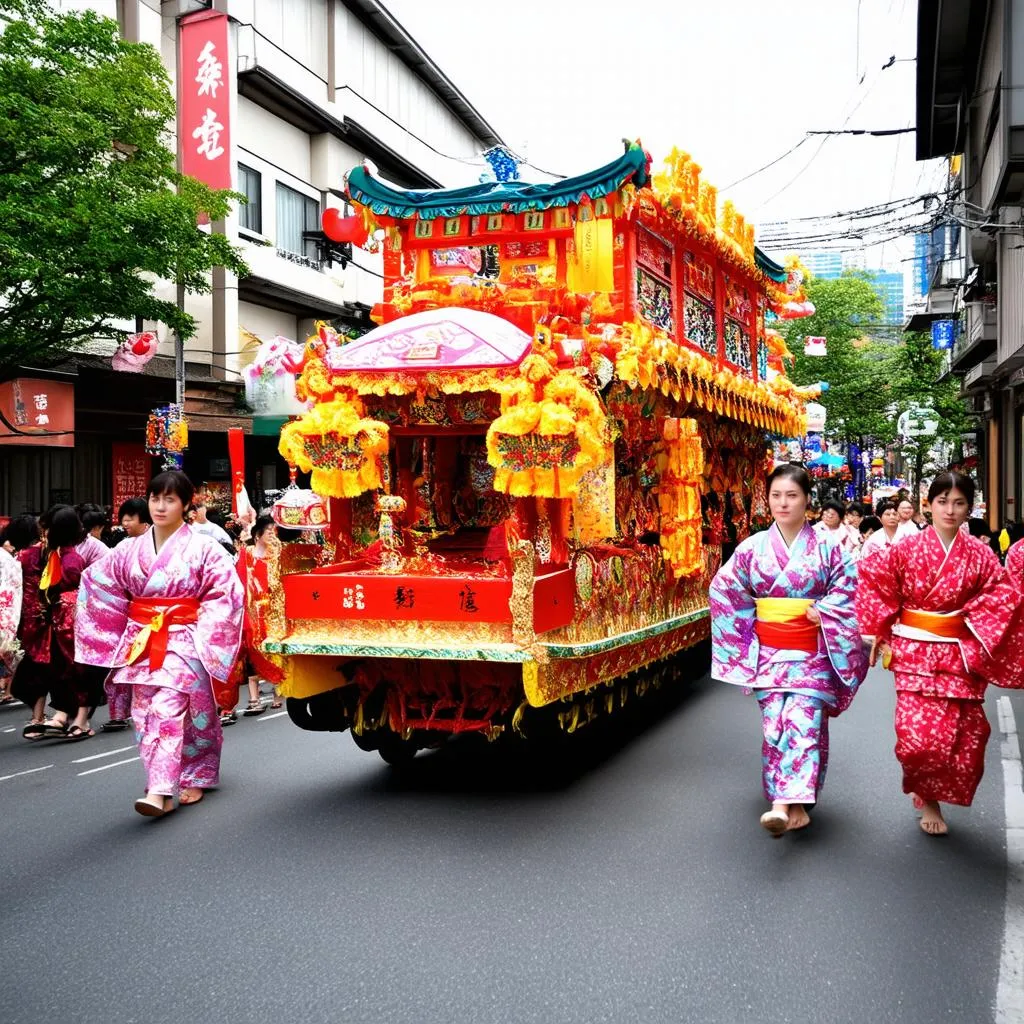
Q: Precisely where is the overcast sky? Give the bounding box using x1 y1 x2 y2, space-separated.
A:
383 0 941 273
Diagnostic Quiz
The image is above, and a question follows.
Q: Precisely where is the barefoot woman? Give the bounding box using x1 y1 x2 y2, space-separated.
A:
75 471 243 817
857 472 1021 836
710 465 868 836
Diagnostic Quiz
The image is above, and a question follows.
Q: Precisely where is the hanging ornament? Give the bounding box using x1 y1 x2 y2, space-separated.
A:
375 494 407 574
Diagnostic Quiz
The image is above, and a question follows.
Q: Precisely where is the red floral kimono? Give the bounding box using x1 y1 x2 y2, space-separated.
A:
11 544 86 714
857 527 1021 805
236 547 283 685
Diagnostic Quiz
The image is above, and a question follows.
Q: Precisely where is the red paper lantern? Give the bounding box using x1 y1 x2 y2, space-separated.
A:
321 208 368 246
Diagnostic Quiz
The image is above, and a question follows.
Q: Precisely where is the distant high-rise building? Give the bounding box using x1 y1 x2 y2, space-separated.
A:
802 251 844 279
869 270 906 326
798 250 906 326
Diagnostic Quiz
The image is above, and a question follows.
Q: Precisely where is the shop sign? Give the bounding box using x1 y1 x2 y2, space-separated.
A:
931 319 955 350
112 442 152 513
178 11 232 191
0 378 74 447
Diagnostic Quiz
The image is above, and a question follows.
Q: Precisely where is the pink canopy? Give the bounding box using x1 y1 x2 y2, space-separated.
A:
326 307 533 373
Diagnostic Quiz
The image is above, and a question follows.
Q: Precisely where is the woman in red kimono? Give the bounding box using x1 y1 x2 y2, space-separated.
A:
14 507 87 739
237 515 283 714
857 472 1021 836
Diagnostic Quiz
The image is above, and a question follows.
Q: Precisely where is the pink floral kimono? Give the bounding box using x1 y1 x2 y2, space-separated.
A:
76 525 243 797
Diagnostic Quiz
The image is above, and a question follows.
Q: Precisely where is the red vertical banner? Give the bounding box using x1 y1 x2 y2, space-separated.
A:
112 443 152 515
227 427 246 516
178 11 232 192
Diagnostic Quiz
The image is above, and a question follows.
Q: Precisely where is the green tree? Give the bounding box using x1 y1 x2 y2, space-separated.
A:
0 0 248 372
882 331 972 499
781 272 893 453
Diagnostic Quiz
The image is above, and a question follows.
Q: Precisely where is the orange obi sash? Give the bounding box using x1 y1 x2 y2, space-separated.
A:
39 550 62 590
897 608 969 641
754 597 820 653
126 597 200 670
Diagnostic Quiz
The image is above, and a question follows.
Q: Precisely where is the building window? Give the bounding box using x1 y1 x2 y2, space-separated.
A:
237 163 262 234
275 182 320 265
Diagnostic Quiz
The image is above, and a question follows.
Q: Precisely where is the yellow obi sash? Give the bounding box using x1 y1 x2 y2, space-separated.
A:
755 598 814 622
754 598 819 652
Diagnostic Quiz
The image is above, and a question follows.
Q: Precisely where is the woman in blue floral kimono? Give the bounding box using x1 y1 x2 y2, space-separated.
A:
710 464 868 836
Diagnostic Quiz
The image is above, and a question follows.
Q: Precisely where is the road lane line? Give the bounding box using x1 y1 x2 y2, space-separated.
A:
997 695 1024 1024
257 711 288 721
71 744 137 764
0 765 54 782
3 727 16 733
77 756 139 776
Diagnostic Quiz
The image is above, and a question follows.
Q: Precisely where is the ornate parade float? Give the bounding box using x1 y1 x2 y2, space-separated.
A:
262 142 815 763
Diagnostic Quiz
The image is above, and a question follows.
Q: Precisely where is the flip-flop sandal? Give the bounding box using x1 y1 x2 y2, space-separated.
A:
22 722 46 738
134 797 174 818
39 722 69 738
64 725 94 741
760 810 790 837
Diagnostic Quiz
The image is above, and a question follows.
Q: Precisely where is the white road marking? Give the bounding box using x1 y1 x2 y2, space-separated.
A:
77 756 139 777
71 744 137 764
0 764 53 782
257 711 287 722
997 695 1024 1024
3 727 16 733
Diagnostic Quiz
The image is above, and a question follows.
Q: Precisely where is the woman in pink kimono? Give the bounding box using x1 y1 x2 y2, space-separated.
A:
76 471 243 818
710 464 868 837
857 473 1021 836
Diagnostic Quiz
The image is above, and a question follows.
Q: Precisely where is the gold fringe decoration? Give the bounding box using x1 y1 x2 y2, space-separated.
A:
278 391 389 499
658 418 705 578
486 330 610 499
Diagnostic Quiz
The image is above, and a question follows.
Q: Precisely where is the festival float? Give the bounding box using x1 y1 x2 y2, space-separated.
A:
261 142 816 763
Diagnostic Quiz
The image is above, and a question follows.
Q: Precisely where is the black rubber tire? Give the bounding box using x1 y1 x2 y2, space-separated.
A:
375 734 420 766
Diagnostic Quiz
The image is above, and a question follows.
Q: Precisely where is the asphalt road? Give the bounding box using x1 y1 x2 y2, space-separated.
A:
0 665 1016 1024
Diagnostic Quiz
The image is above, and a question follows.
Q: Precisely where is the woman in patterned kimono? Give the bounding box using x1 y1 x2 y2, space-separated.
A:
14 507 86 739
710 464 868 837
76 471 243 818
857 472 1021 836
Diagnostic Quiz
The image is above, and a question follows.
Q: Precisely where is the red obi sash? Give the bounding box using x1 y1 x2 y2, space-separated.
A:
754 617 821 653
898 608 969 641
126 597 200 670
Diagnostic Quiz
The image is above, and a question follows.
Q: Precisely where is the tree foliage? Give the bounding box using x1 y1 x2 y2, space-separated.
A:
0 0 248 372
779 272 973 487
783 273 892 441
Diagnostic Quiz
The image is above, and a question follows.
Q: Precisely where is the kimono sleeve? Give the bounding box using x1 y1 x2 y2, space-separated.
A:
75 546 132 667
195 543 244 683
855 541 903 641
964 543 1023 659
0 553 22 675
709 540 758 686
815 543 869 692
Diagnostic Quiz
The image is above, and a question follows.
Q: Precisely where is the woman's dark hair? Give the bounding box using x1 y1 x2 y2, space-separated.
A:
146 470 195 510
2 514 40 551
79 504 109 532
821 499 846 517
875 498 898 516
846 502 865 517
253 514 276 541
928 470 976 507
766 463 812 498
38 503 71 531
117 496 151 524
219 541 237 558
967 518 991 539
859 515 882 536
46 507 83 550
